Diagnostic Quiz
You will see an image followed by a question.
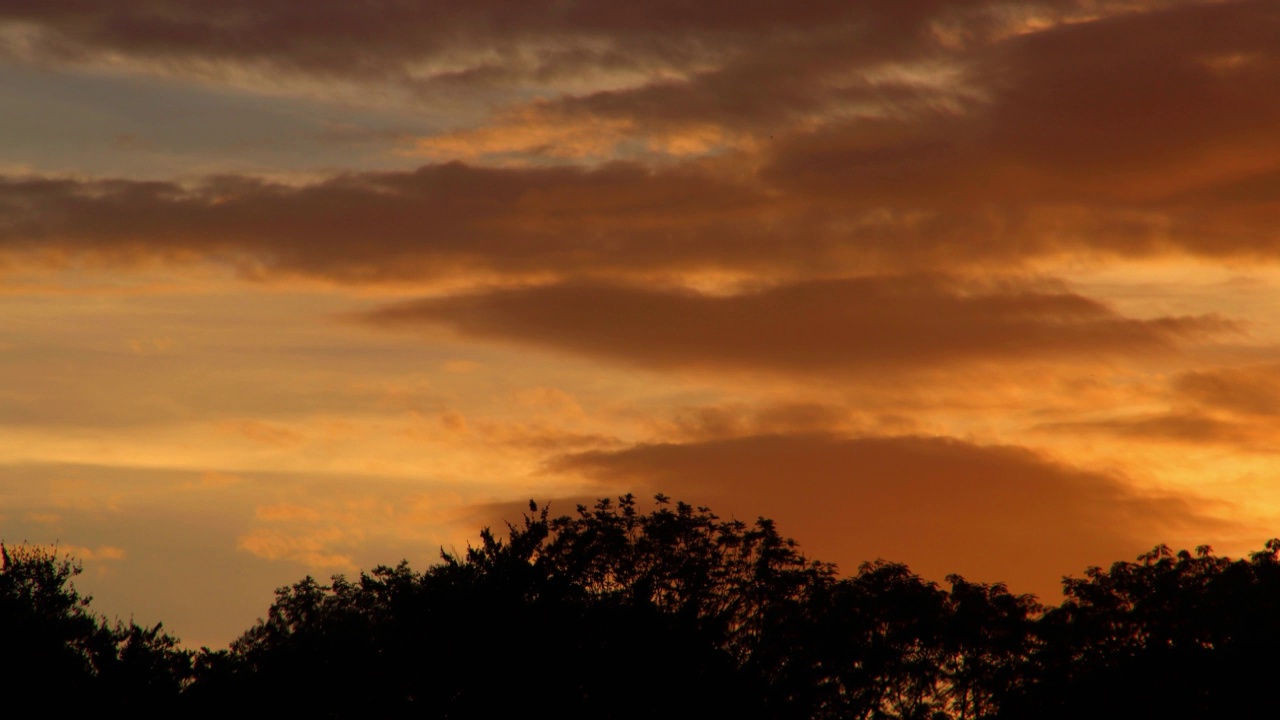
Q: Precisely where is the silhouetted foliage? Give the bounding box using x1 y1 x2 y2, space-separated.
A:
12 497 1280 718
999 541 1280 720
0 543 191 715
189 495 808 717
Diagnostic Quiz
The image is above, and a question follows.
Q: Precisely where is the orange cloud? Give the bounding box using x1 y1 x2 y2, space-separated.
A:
24 543 127 563
650 402 856 442
361 276 1229 375
217 419 304 448
1033 362 1280 447
254 503 324 523
549 432 1233 601
405 101 754 165
1038 412 1246 445
1173 363 1280 417
62 544 127 562
236 528 356 571
470 421 621 454
194 471 244 489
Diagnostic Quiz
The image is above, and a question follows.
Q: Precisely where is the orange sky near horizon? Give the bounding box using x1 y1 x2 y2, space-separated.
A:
3 0 1280 648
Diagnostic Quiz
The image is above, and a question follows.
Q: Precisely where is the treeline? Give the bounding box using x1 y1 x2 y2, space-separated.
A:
5 494 1280 718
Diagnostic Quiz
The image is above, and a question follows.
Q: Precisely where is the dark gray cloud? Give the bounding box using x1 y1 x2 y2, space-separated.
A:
0 164 778 281
0 1 1073 81
4 1 1279 279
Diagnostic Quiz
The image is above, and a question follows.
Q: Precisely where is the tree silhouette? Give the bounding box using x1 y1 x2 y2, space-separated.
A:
12 498 1280 718
0 543 191 714
190 495 818 717
999 541 1280 719
186 495 1048 719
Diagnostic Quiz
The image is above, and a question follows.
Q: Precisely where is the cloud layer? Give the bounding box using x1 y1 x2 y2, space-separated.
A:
361 276 1227 374
551 433 1228 599
1 1 1278 282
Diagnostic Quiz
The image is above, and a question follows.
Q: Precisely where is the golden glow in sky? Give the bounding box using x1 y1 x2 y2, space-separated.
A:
2 0 1279 647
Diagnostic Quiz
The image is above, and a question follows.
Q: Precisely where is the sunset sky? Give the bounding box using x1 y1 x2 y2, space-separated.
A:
3 0 1280 648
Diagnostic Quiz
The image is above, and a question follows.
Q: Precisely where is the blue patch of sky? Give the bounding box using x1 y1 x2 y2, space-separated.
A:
0 61 452 179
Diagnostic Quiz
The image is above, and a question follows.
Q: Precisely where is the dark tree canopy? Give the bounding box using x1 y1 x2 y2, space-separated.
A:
190 495 823 718
0 543 191 715
6 495 1280 719
188 495 1041 719
1000 541 1280 719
